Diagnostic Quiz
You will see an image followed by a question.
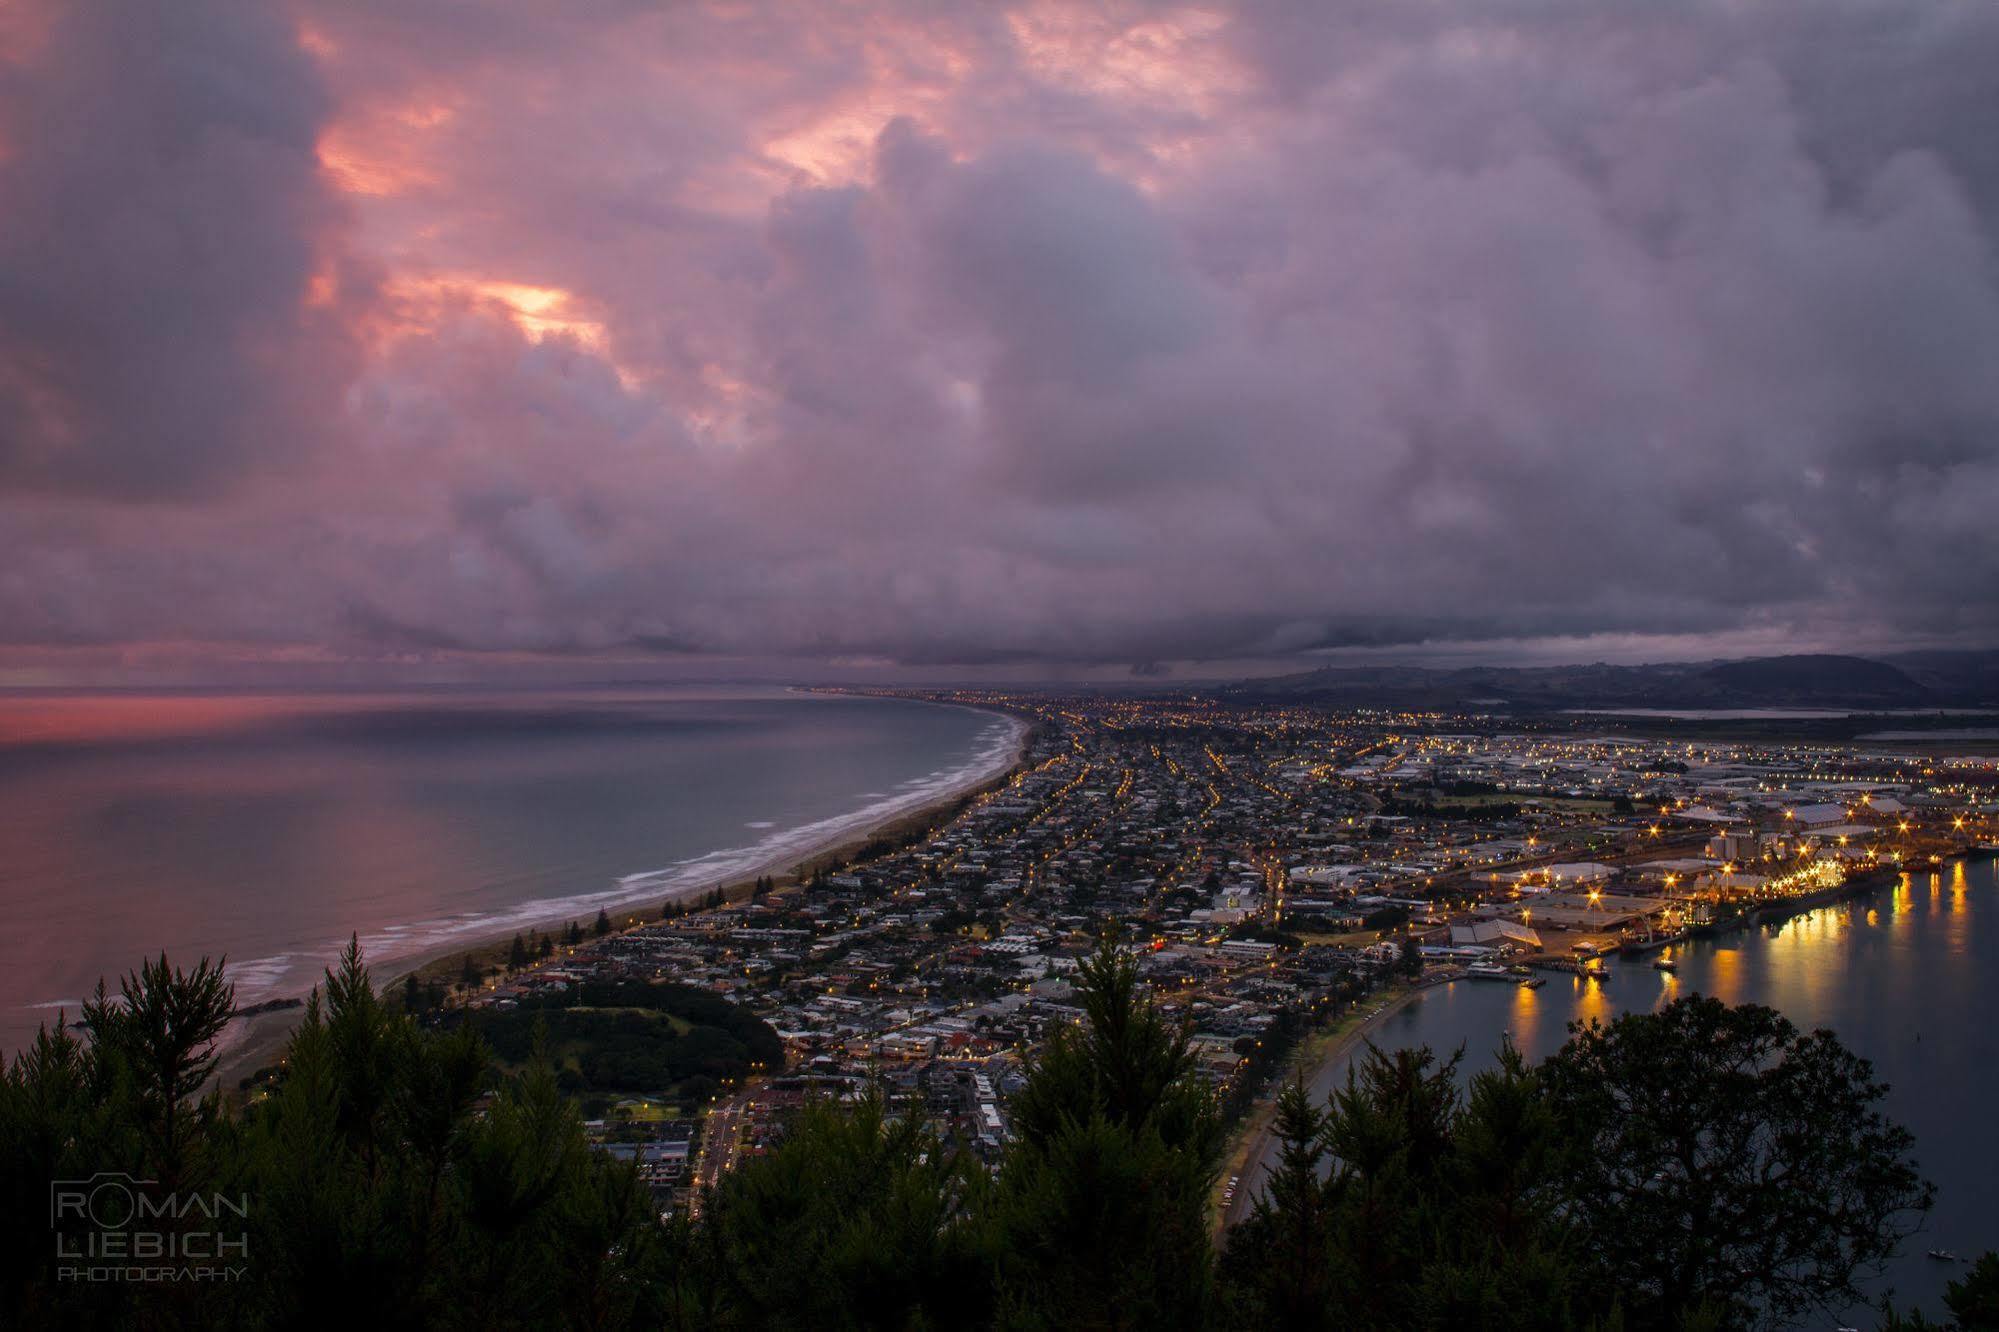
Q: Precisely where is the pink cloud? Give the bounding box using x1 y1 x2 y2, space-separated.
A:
1 0 1997 674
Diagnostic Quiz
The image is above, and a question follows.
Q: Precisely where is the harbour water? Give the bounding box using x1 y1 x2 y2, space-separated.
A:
1312 857 1999 1321
0 687 1019 1057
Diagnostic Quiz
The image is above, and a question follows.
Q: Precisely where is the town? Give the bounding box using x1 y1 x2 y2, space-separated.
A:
427 695 1999 1219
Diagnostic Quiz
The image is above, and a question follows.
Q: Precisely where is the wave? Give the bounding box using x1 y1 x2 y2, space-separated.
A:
26 951 300 1019
223 953 298 1003
20 706 1027 1023
331 708 1023 985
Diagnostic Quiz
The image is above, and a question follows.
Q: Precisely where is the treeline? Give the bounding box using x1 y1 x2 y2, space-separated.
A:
1 943 1986 1329
3 945 675 1329
685 957 1972 1330
1379 794 1526 822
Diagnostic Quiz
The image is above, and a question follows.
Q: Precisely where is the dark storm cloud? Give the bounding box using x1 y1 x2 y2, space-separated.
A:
0 0 359 499
0 0 1995 669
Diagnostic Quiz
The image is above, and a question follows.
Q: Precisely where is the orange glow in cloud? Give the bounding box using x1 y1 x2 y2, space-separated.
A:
470 280 609 347
762 106 906 185
317 97 456 198
305 265 340 309
296 20 337 61
319 126 447 197
1007 3 1243 112
758 31 971 186
378 273 646 388
380 274 602 345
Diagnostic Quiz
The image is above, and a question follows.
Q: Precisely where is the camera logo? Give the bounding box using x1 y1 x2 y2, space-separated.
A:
51 1172 149 1229
50 1172 250 1283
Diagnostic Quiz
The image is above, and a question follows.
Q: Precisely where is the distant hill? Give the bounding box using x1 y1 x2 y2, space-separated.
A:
1696 655 1926 705
1223 651 1998 712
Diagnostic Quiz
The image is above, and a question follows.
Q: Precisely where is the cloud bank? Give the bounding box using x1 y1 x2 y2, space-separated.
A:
2 0 1996 673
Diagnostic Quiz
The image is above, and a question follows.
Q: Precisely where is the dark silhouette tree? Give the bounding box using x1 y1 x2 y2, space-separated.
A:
82 952 234 1185
1542 994 1931 1328
1226 1081 1335 1329
704 1094 984 1328
1397 936 1424 979
989 941 1222 1329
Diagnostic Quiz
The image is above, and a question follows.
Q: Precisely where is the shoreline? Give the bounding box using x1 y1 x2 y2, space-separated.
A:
1601 861 1910 961
1218 857 1944 1227
214 701 1034 1087
1218 981 1433 1228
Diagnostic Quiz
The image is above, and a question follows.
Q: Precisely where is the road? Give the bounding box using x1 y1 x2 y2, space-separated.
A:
689 1086 753 1213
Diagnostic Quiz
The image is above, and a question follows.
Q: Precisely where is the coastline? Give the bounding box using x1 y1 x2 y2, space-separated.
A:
1218 981 1433 1228
1219 857 1936 1228
214 701 1033 1088
1605 861 1907 960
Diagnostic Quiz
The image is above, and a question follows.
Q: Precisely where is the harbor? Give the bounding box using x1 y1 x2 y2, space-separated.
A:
1308 853 1999 1321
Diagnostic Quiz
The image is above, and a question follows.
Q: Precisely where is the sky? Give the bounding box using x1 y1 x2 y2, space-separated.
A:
2 0 1997 686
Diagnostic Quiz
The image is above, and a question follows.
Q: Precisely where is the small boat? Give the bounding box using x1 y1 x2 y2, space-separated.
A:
1929 1249 1959 1262
1652 958 1677 973
1466 961 1514 980
1585 967 1612 982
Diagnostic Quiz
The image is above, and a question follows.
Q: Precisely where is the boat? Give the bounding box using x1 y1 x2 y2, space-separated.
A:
1652 958 1677 973
1585 966 1612 982
1466 961 1514 980
1930 1249 1959 1262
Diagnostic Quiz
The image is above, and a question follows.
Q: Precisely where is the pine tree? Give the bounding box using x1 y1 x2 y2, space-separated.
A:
990 941 1222 1328
81 952 234 1186
508 933 529 970
592 908 612 937
704 1094 983 1326
1227 1080 1335 1329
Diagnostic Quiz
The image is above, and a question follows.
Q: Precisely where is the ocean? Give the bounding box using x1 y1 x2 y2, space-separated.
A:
0 687 1019 1057
1299 858 1999 1320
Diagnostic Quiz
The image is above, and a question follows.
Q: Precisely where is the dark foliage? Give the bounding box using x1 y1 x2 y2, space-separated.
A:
0 942 1945 1332
462 979 783 1098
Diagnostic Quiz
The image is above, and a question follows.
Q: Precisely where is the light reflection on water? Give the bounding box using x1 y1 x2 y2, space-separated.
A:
1312 857 1999 1320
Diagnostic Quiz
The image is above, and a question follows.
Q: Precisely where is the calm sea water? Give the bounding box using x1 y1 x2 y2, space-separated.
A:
0 687 1017 1056
1311 859 1999 1321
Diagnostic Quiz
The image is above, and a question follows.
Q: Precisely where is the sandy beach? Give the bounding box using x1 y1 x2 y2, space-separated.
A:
213 704 1032 1088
